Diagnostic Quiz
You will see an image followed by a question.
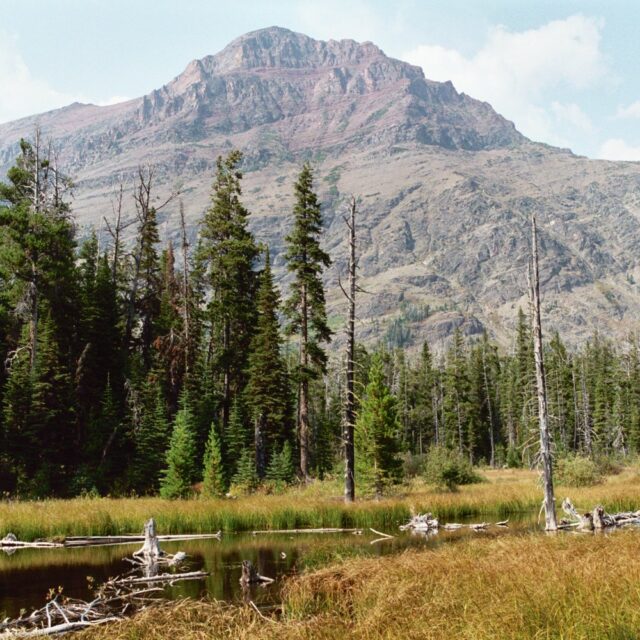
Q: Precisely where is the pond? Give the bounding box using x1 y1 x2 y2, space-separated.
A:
0 514 541 620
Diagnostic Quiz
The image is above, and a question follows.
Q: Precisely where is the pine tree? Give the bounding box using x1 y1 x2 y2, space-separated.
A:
246 248 291 478
231 448 259 494
160 396 198 498
197 151 258 431
355 353 402 497
408 341 437 453
202 422 226 497
283 163 332 479
225 397 248 480
266 441 295 486
134 385 171 494
443 329 472 459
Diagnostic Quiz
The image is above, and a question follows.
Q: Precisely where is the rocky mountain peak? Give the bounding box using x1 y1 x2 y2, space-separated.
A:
204 26 389 72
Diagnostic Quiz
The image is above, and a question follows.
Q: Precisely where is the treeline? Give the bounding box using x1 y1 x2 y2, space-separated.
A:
0 137 638 499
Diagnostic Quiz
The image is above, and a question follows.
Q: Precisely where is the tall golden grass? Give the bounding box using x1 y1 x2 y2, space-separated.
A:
2 468 640 540
77 529 640 639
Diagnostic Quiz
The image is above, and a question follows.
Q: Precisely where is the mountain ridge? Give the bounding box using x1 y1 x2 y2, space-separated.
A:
0 26 639 351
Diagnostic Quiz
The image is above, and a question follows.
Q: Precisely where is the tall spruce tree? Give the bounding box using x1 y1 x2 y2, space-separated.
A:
202 421 226 496
283 163 332 479
160 395 198 498
246 248 290 478
355 353 402 497
197 151 258 431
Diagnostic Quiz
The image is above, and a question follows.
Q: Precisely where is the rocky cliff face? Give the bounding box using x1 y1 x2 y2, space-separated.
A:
1 26 639 351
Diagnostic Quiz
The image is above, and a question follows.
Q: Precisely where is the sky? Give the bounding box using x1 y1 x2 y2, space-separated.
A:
1 0 639 160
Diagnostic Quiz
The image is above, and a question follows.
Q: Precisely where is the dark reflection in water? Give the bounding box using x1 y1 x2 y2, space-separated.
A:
0 514 539 619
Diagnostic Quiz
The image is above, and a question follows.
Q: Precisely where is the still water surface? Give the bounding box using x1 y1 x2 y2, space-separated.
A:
0 514 539 619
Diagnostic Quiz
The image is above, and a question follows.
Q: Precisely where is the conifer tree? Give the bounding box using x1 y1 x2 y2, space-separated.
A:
231 448 259 494
197 151 258 431
160 396 198 498
225 397 249 480
443 329 472 459
134 385 170 494
355 353 402 497
246 248 290 477
283 163 332 479
202 422 226 496
266 441 295 486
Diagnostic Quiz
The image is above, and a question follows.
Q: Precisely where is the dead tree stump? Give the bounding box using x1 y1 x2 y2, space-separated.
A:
239 560 274 586
133 518 163 560
593 506 606 530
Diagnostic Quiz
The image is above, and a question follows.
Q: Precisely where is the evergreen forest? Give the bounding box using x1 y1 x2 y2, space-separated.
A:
0 137 637 499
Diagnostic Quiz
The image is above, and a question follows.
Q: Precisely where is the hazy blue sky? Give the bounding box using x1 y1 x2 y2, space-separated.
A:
2 0 639 160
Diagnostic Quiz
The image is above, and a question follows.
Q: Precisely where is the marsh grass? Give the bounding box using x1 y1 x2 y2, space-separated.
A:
76 530 640 639
2 468 640 540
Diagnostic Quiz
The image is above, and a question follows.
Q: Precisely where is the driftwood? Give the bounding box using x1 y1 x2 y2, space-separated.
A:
399 513 439 532
0 534 63 549
0 519 208 637
400 514 507 533
63 532 221 548
369 528 394 544
239 560 274 586
251 527 362 535
561 497 640 531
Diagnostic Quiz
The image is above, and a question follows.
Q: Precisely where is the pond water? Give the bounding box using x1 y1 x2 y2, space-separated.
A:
0 514 540 619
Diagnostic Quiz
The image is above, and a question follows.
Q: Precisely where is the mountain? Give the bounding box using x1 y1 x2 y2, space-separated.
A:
1 26 640 351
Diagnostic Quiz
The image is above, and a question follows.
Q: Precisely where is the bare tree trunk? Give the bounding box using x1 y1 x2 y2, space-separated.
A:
432 385 439 449
529 215 558 531
343 197 357 503
482 342 496 468
255 414 267 479
179 201 191 380
299 283 310 480
104 182 131 284
580 360 592 455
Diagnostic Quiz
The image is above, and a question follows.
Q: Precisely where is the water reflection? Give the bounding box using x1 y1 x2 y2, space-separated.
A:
0 514 539 619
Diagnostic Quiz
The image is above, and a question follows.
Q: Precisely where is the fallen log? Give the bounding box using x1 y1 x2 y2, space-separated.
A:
0 534 62 549
114 570 209 586
0 616 120 638
399 513 439 532
0 518 209 638
63 532 221 547
251 527 362 535
561 498 640 531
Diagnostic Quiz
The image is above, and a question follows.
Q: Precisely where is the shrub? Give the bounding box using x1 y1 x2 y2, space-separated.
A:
555 455 603 487
402 453 426 479
423 446 482 491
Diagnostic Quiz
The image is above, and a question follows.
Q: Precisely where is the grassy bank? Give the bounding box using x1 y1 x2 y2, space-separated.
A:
76 529 640 639
2 468 640 540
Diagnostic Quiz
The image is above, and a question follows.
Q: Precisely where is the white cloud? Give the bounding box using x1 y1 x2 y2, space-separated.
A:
0 32 82 123
96 95 130 106
0 32 129 124
598 138 640 161
294 0 393 45
616 101 640 119
551 101 594 132
403 15 607 147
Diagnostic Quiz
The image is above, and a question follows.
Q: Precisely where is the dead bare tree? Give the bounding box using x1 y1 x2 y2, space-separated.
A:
340 196 357 503
529 214 558 531
179 200 191 379
481 338 497 468
124 165 177 349
103 180 135 284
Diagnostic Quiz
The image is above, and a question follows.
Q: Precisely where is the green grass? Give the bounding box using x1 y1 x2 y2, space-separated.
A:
2 468 640 541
